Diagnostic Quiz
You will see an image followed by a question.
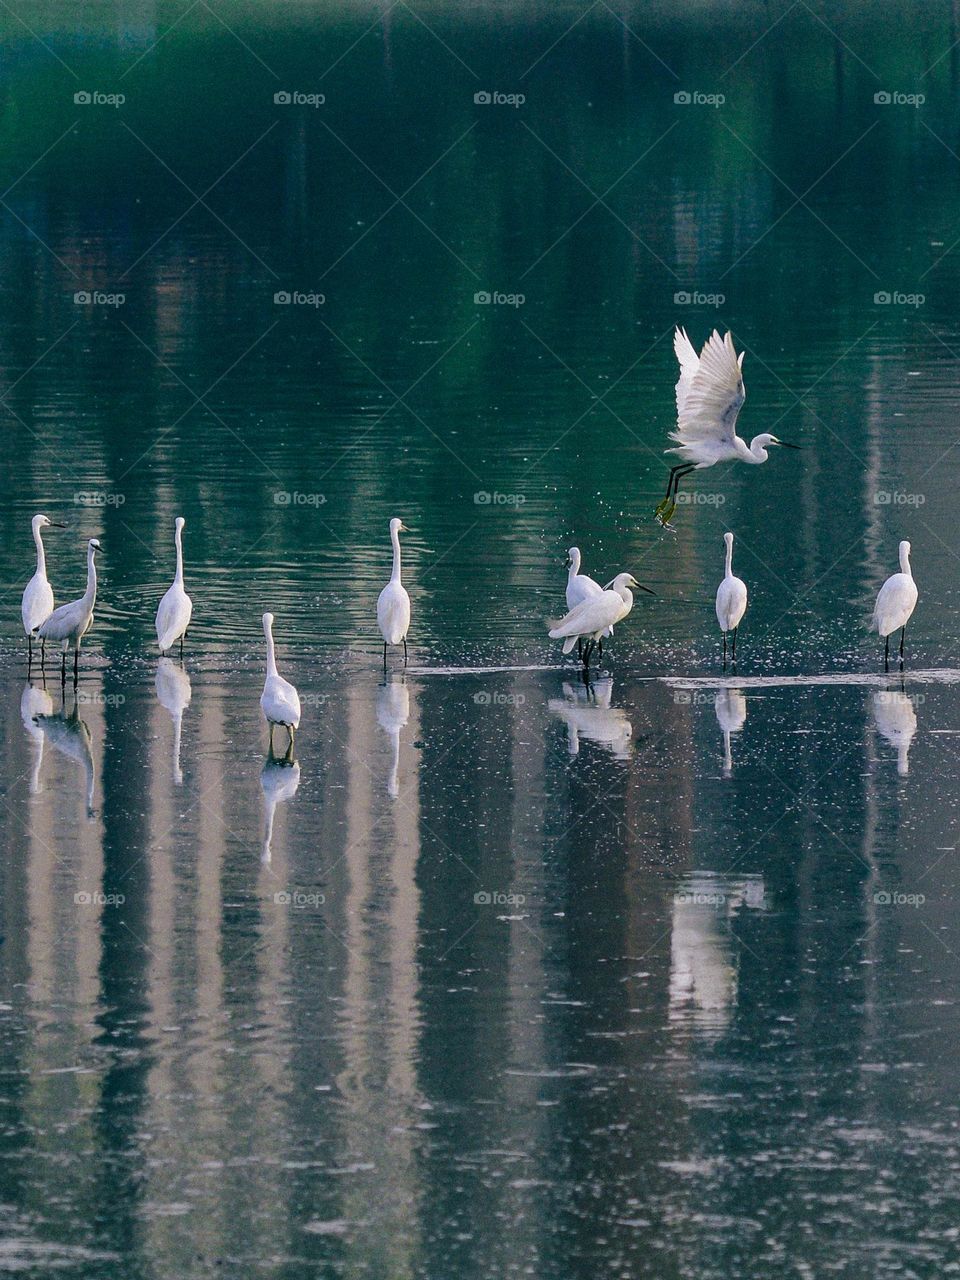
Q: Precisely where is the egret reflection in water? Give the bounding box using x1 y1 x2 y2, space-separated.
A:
548 677 632 759
260 748 301 864
872 688 918 776
32 689 96 818
20 681 53 794
714 687 747 777
376 676 410 798
154 658 192 785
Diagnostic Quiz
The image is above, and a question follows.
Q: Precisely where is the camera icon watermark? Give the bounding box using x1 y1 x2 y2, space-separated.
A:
674 290 725 308
273 491 326 507
473 691 526 707
873 290 924 307
873 890 925 907
473 889 526 906
274 889 326 907
75 890 125 906
874 90 924 107
676 491 725 506
673 90 725 108
274 290 325 307
74 290 125 308
274 90 325 107
74 89 125 108
473 491 525 507
74 491 125 507
473 90 525 107
873 490 925 506
473 290 525 308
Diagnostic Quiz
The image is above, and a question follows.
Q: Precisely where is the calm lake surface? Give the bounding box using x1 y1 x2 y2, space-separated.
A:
2 3 960 1276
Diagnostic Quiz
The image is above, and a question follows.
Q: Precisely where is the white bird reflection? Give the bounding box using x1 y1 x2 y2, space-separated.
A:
548 677 632 760
260 747 301 864
714 687 747 777
155 658 192 785
872 688 917 776
377 677 410 798
20 681 53 794
33 690 96 818
669 875 766 1033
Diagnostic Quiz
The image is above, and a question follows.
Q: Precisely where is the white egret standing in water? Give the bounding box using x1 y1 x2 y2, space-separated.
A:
38 538 101 684
260 612 301 750
565 546 611 659
715 532 748 665
155 516 193 658
21 514 65 665
549 572 652 667
377 517 411 667
655 328 800 524
872 540 918 669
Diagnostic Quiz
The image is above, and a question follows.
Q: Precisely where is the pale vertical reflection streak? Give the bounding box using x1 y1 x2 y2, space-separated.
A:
337 676 424 1271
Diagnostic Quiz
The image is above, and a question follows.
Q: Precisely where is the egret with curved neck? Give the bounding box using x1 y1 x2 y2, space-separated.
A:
38 538 100 684
156 516 193 658
21 513 66 666
656 328 800 524
377 518 411 668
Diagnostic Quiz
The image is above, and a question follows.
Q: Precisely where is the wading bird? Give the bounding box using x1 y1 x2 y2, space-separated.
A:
38 538 100 684
655 328 800 524
872 540 918 669
715 532 748 664
21 514 65 665
155 516 193 658
377 517 411 667
565 546 611 659
260 612 301 750
548 572 652 667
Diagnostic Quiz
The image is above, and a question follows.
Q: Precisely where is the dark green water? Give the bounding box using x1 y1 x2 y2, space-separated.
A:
2 4 960 1276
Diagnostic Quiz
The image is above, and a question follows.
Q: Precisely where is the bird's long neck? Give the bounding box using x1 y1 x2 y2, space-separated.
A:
390 527 402 584
33 524 46 577
900 546 912 576
567 552 580 582
747 436 768 464
174 525 184 585
83 548 97 607
724 540 734 578
264 622 279 677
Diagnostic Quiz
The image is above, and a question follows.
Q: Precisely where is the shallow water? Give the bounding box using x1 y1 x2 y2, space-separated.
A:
3 3 960 1277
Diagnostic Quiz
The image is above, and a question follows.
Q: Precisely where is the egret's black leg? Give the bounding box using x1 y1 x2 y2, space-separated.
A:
577 638 582 659
732 627 738 661
582 640 594 667
722 632 727 667
900 627 906 665
672 464 697 499
884 634 890 671
27 635 32 668
598 636 603 660
179 633 184 660
403 638 408 665
73 645 79 684
60 652 66 685
383 642 387 670
41 638 46 670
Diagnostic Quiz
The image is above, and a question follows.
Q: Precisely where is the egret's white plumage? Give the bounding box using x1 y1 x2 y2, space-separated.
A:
260 612 301 748
377 517 411 663
872 540 918 666
38 538 100 681
565 546 612 652
21 513 65 661
655 328 799 522
715 532 748 662
548 572 650 663
155 516 193 655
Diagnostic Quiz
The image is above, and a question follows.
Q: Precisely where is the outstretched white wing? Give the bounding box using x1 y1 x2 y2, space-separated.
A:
670 329 745 448
674 326 700 417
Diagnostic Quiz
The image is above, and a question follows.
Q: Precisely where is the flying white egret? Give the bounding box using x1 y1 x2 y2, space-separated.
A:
377 517 411 667
260 612 301 750
38 538 101 683
872 540 918 669
565 546 612 659
548 572 653 666
655 328 800 524
715 532 748 664
155 516 193 658
21 513 66 665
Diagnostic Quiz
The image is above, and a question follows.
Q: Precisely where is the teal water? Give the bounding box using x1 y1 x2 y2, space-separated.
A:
2 4 960 1276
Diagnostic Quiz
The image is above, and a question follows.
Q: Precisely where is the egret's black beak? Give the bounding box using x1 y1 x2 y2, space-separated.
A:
778 441 802 450
49 522 67 528
636 584 656 596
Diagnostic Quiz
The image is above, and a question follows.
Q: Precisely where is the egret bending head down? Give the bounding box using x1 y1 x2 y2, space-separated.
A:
655 328 800 524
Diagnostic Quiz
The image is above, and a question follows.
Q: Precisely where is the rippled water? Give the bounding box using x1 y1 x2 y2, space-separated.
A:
3 3 960 1277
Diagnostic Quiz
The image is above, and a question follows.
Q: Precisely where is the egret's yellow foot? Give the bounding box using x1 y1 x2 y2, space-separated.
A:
656 498 677 526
